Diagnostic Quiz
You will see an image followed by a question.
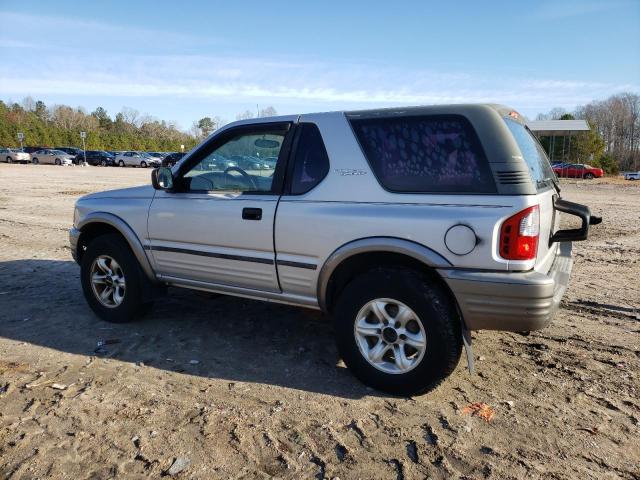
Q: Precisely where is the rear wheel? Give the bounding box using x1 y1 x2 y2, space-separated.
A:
81 233 152 323
334 268 462 396
6 156 11 163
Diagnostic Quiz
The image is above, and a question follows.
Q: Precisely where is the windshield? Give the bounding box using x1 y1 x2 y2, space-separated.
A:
504 118 558 191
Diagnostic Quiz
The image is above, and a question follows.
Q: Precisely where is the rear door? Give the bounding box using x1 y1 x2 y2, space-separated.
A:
147 120 294 292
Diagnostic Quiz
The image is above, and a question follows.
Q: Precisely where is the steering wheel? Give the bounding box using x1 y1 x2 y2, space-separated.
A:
224 166 257 189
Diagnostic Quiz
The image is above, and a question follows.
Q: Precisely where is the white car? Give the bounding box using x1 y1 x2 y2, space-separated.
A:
0 148 31 163
31 149 74 166
623 171 640 180
115 151 161 168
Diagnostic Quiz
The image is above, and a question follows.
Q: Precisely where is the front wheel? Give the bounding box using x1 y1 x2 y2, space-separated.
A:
32 158 39 164
119 160 125 167
55 158 61 165
584 173 595 179
140 161 147 168
100 159 107 166
334 268 462 396
81 233 152 323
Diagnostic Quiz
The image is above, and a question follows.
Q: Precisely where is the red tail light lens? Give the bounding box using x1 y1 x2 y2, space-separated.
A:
499 206 540 260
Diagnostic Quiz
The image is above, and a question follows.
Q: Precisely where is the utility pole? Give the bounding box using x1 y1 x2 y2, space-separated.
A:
17 132 24 151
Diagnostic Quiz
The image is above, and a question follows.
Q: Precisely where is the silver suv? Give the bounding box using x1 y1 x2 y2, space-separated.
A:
69 105 600 395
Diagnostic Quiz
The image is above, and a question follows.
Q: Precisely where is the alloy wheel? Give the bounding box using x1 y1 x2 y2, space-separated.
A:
90 255 126 308
353 298 426 374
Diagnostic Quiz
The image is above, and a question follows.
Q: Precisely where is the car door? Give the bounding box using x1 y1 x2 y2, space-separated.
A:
42 150 53 164
147 120 295 292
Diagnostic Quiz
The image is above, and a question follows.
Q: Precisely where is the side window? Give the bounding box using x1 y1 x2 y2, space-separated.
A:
350 115 496 193
183 130 286 193
290 123 330 194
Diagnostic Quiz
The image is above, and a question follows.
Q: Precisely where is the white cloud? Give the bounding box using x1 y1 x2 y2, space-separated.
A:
1 10 637 121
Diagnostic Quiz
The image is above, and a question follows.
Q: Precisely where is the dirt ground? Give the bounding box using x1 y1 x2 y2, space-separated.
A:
0 164 638 480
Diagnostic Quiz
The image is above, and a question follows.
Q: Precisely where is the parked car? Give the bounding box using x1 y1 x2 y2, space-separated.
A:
77 150 115 167
31 149 74 166
22 146 45 154
148 151 168 159
161 152 185 167
69 104 601 395
0 148 31 163
114 151 160 168
623 171 640 180
56 147 85 164
553 163 604 179
232 155 274 171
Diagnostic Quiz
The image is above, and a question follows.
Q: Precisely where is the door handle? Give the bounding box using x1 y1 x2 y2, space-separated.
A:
242 207 262 220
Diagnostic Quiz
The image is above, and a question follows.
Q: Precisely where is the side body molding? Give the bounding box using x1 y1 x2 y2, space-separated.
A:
77 212 156 282
316 237 453 311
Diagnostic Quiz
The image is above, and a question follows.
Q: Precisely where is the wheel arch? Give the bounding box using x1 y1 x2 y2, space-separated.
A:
77 212 156 282
318 237 454 313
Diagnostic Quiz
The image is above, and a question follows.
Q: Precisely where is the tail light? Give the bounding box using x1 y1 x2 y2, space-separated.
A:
499 206 539 260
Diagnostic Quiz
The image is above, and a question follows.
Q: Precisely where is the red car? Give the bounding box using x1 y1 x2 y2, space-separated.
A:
553 163 604 179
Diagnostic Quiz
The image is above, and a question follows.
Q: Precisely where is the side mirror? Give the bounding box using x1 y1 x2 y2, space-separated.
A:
151 167 174 190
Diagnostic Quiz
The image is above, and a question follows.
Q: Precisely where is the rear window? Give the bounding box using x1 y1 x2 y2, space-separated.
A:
350 115 496 193
290 123 330 194
503 118 556 190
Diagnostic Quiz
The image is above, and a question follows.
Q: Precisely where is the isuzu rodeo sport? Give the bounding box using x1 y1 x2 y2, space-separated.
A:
69 104 601 395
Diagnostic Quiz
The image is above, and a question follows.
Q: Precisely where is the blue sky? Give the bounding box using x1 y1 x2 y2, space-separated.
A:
1 0 638 130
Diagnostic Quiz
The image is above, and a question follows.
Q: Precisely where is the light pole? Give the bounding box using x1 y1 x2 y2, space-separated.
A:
17 132 24 151
80 131 88 166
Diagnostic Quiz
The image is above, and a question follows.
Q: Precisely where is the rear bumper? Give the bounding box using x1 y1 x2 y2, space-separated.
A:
439 242 573 331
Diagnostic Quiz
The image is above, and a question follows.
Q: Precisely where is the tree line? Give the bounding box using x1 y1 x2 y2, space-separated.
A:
536 92 639 173
0 97 279 153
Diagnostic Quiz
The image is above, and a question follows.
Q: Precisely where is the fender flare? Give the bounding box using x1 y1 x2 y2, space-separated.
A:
77 212 156 282
316 237 452 312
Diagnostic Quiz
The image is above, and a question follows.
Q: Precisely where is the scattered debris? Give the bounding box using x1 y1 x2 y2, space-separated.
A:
166 457 191 476
132 435 141 449
51 383 67 390
462 402 495 422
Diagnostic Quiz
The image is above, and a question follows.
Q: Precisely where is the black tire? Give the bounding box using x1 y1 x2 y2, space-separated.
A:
334 268 462 396
32 158 39 164
55 158 61 166
6 156 12 163
100 159 107 167
584 173 594 179
140 161 147 168
81 233 152 323
119 160 125 167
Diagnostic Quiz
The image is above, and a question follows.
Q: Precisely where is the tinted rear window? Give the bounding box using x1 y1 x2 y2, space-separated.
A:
350 115 496 193
503 118 556 190
290 123 330 194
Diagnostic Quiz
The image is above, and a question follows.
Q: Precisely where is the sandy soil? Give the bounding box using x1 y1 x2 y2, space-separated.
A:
0 164 638 479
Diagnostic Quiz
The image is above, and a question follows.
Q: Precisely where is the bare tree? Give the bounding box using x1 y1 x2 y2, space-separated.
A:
236 110 255 121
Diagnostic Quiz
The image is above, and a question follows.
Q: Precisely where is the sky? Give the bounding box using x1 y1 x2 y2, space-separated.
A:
1 0 639 130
